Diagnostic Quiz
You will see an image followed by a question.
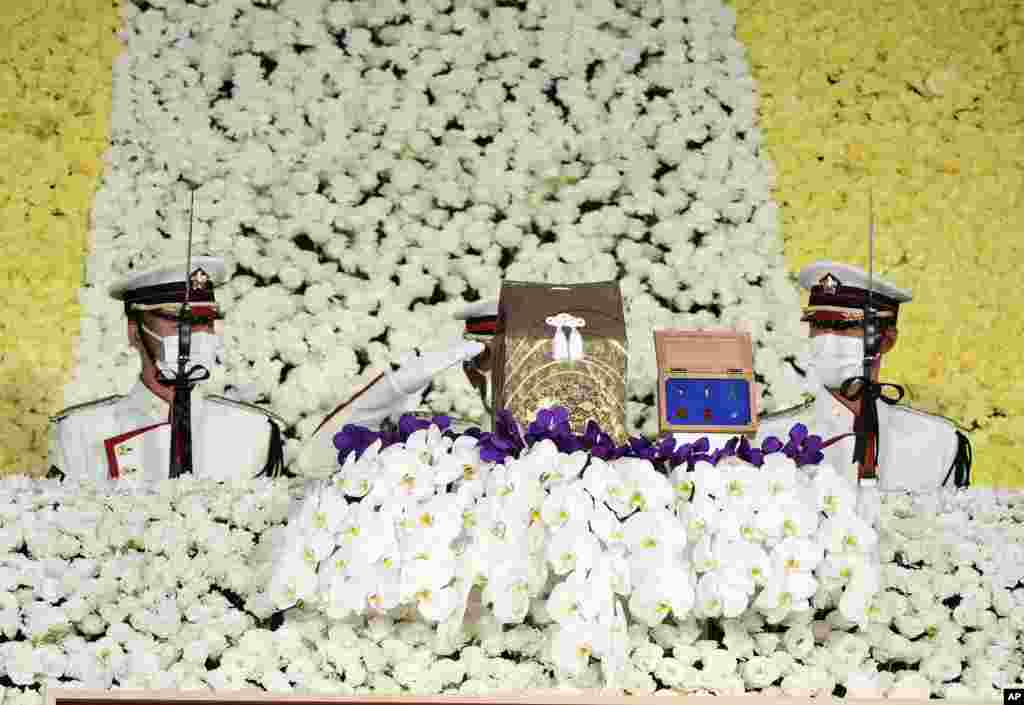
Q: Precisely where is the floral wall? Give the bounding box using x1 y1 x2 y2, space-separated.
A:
0 0 123 475
729 0 1024 488
1 0 1021 488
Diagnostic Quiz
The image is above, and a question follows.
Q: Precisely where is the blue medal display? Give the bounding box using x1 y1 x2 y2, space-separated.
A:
664 377 752 427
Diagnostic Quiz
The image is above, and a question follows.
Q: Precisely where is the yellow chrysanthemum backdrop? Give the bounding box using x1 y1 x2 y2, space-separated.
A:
2 0 1021 486
730 0 1024 488
0 0 122 476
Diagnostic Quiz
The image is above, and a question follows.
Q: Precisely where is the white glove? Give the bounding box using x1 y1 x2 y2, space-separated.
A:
290 340 485 476
349 339 485 426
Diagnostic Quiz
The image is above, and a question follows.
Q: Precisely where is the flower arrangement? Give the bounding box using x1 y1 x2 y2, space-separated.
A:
1 471 1021 700
271 412 879 687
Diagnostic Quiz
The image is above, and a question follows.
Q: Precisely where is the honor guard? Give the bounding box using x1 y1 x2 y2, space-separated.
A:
755 261 971 492
49 256 285 485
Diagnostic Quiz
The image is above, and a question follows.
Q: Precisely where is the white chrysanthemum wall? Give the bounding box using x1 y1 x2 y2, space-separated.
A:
69 0 811 462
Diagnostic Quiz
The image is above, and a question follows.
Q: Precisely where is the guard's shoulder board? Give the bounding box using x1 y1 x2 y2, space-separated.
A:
50 395 124 423
759 395 814 421
894 402 969 433
206 395 286 426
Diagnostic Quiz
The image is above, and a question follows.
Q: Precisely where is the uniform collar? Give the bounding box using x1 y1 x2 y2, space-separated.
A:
125 377 205 422
810 382 893 443
812 383 893 420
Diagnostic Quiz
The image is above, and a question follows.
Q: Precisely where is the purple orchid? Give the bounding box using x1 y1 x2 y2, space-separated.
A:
333 424 382 461
762 422 826 467
526 407 572 437
331 406 829 476
476 409 528 463
628 436 659 461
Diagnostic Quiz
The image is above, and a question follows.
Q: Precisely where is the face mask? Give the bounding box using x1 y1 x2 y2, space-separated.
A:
809 334 866 389
142 324 222 379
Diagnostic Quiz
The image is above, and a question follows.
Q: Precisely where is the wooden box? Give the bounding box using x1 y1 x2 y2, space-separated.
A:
654 329 759 435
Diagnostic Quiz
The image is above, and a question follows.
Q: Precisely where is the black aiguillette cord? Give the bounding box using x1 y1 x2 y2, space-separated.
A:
838 376 905 470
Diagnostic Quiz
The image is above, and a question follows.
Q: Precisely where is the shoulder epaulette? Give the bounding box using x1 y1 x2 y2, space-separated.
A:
206 395 286 426
760 395 814 421
50 395 124 423
894 403 971 434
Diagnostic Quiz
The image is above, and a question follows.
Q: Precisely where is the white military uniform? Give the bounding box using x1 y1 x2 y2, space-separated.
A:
50 255 285 485
51 380 283 485
754 384 963 493
757 260 971 493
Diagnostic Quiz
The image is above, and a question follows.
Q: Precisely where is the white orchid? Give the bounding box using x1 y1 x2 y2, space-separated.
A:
540 482 594 530
472 495 532 565
717 466 769 514
821 511 879 556
546 521 601 576
676 492 721 543
755 493 819 544
545 567 613 626
695 570 749 619
403 424 454 464
369 446 436 504
755 538 823 613
621 509 684 582
401 545 457 601
485 464 542 509
668 466 698 510
396 494 464 558
580 456 614 500
483 557 533 625
603 458 674 517
291 483 349 561
813 465 857 516
545 570 587 625
352 558 404 614
721 539 773 593
587 500 628 550
628 565 696 626
551 618 608 678
690 463 727 500
432 437 485 490
335 503 399 566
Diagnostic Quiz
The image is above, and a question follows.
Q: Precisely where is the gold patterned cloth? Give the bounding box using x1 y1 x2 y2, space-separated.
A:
492 281 629 444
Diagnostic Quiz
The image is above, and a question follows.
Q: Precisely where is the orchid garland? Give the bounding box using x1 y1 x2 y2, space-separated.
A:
334 406 825 472
273 412 876 687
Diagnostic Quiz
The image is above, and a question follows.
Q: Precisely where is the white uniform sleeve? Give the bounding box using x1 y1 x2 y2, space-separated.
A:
47 421 64 477
54 415 91 483
937 421 960 487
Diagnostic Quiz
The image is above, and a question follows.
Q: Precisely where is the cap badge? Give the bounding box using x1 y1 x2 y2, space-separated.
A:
189 268 210 292
818 273 840 296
